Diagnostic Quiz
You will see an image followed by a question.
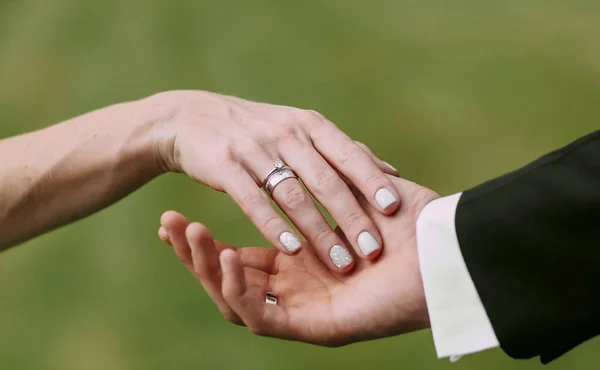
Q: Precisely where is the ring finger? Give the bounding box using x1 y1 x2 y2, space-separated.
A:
243 154 356 272
281 142 384 261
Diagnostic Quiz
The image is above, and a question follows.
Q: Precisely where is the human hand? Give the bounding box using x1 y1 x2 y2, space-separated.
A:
145 90 400 271
158 175 439 346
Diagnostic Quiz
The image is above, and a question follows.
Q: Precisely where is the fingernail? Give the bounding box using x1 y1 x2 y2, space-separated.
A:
383 161 397 172
279 232 302 253
329 245 353 269
375 188 397 209
358 231 381 256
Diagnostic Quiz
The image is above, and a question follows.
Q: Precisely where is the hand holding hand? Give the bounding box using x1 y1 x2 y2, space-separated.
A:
158 175 438 346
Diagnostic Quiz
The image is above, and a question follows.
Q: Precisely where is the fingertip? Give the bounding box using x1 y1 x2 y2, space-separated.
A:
329 245 356 274
336 260 356 274
186 222 213 243
160 210 189 230
382 161 399 176
375 187 401 214
357 231 383 260
158 226 172 245
278 231 303 255
365 246 383 260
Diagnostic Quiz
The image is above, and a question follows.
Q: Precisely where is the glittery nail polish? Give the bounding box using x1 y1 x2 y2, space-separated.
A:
279 232 302 253
329 245 353 269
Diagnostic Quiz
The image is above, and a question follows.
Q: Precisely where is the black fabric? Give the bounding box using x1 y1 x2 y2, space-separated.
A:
455 130 600 363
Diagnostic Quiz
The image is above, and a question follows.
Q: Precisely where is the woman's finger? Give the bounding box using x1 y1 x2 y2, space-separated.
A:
242 151 357 272
306 116 400 215
282 142 383 263
221 166 303 255
269 178 357 272
355 141 398 176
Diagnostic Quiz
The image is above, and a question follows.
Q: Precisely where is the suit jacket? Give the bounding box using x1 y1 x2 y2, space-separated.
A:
456 130 600 363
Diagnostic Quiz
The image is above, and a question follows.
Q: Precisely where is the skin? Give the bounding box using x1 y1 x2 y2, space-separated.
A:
0 90 399 272
159 175 440 346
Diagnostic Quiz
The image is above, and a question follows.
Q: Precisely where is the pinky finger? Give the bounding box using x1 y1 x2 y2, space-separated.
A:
355 141 398 176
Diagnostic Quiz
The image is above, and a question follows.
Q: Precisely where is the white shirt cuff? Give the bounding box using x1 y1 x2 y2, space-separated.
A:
416 193 499 359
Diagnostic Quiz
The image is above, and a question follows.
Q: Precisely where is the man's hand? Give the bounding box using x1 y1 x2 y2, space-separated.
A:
158 175 439 346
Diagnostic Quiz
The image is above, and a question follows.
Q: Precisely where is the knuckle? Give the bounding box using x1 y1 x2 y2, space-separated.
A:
365 173 386 188
339 143 362 165
236 138 262 157
313 170 340 194
272 125 297 142
343 211 364 230
297 109 325 129
313 223 333 245
281 186 310 211
239 190 265 211
262 214 282 232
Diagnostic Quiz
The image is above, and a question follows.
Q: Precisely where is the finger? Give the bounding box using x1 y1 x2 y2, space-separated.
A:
221 167 303 255
355 141 398 176
242 152 359 269
238 247 280 274
158 226 172 246
282 144 383 261
308 118 400 214
212 240 280 274
160 211 193 272
220 249 289 338
186 222 243 325
269 177 357 272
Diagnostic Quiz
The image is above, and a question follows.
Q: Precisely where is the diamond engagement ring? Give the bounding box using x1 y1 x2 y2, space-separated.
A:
262 160 298 196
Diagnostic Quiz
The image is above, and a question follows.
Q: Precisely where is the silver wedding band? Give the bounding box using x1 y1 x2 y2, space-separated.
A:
265 292 278 305
262 160 298 197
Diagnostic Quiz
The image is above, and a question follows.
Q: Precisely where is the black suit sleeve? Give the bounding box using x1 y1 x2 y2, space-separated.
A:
455 130 600 363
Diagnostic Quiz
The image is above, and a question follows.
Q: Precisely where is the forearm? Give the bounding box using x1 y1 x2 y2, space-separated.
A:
0 99 162 250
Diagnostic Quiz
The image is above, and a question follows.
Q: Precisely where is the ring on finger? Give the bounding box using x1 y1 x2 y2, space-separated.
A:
265 292 278 305
262 160 299 196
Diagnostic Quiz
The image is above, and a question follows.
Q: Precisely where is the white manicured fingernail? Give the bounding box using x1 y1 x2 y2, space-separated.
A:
279 232 302 253
358 231 381 256
375 188 397 209
383 161 397 172
329 245 353 269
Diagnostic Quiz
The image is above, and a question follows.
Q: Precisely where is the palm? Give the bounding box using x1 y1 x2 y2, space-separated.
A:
162 176 437 346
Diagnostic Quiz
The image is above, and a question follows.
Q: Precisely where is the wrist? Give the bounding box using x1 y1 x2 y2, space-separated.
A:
137 92 184 175
139 90 218 175
105 99 166 180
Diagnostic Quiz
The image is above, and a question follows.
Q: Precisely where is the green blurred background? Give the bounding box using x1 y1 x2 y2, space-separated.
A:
0 0 598 369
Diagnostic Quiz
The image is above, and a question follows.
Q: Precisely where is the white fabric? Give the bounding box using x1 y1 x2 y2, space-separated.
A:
416 193 499 359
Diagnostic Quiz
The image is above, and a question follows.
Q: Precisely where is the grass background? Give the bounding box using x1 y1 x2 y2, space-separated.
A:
0 0 598 369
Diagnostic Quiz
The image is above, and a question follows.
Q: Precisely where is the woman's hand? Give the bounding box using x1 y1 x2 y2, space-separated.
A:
158 175 439 346
147 91 400 272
